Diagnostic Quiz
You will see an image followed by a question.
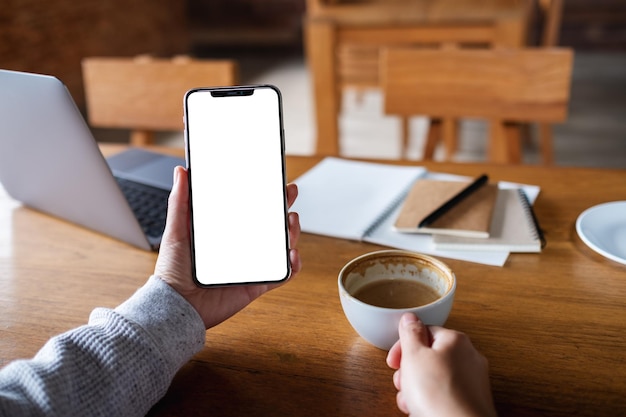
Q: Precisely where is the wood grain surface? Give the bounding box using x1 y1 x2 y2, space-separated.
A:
1 146 625 416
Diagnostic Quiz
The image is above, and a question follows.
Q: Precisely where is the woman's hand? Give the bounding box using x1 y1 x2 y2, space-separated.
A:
386 313 497 417
154 165 302 329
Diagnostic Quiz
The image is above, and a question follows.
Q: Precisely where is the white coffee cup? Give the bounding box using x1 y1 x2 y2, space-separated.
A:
338 250 456 350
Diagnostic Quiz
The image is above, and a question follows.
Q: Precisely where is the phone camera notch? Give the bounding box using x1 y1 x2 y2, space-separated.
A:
211 88 254 98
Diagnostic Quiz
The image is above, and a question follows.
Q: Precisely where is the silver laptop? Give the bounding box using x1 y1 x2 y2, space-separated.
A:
0 69 185 250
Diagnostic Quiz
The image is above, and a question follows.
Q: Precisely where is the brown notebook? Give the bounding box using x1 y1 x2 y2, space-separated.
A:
394 179 498 238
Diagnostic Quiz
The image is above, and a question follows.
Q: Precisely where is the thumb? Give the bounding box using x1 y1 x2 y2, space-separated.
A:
161 165 189 245
154 165 190 279
398 313 431 353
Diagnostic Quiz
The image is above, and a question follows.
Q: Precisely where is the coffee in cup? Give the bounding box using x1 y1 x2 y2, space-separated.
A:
352 278 441 309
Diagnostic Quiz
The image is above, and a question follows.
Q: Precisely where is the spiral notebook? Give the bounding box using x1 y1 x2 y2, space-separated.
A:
291 157 511 267
433 188 544 253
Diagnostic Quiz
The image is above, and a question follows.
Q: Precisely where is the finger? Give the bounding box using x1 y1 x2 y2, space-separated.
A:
428 325 466 350
392 370 408 416
288 212 300 248
386 339 402 369
398 313 431 354
289 248 302 275
393 369 401 391
162 166 189 244
286 183 298 208
425 325 446 346
396 390 409 415
399 313 430 346
154 166 189 278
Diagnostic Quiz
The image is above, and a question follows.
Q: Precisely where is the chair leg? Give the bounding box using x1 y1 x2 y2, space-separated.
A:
130 130 154 147
442 118 457 161
423 119 440 160
520 123 533 148
488 120 507 163
538 123 555 165
400 116 410 159
488 120 524 164
504 122 523 164
422 118 458 162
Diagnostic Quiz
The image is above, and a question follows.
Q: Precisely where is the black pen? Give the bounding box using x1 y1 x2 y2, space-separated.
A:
418 174 489 228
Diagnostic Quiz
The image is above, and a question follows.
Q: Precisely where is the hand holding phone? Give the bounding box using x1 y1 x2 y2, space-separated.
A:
184 85 291 287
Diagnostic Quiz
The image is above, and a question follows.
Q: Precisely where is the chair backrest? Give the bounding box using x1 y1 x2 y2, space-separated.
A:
381 47 573 123
82 56 238 144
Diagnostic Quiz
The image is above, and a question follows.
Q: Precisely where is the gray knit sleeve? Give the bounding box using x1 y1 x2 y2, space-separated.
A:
0 275 206 417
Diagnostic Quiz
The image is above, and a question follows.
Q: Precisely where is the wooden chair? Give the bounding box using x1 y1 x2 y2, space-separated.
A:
381 48 573 164
82 56 238 146
396 1 565 161
305 0 533 156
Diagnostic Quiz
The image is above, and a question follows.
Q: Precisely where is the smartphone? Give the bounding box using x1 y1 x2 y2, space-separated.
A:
184 85 291 287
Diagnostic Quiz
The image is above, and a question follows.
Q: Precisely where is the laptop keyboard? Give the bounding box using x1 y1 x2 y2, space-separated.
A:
115 177 169 238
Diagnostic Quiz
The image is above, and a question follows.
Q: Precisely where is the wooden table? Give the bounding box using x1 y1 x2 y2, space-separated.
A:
1 146 625 416
305 0 533 156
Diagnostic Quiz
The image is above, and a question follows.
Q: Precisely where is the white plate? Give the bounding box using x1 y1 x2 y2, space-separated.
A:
576 201 626 265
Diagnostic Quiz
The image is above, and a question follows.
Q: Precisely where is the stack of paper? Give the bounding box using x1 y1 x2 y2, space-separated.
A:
432 188 544 253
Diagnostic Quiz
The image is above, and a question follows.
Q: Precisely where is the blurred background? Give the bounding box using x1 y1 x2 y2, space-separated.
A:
1 0 625 167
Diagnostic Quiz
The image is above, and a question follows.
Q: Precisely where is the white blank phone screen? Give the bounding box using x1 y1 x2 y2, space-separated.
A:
186 87 289 286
